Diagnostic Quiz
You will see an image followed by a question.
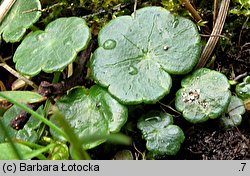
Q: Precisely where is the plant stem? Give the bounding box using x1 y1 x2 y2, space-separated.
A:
29 24 40 32
23 143 56 160
196 0 231 69
213 0 219 27
16 140 43 149
179 0 211 34
0 60 38 89
37 72 61 139
133 0 137 18
180 0 202 22
0 92 67 139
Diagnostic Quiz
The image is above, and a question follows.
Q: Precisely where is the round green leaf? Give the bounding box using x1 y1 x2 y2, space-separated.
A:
219 96 246 128
0 91 44 104
0 143 32 160
13 17 91 76
90 6 201 104
0 0 41 42
50 85 128 149
175 68 231 123
137 111 185 155
0 105 43 143
236 76 250 100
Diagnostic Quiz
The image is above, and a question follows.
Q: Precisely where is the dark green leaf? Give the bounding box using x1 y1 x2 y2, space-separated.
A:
236 76 250 100
0 0 41 42
137 111 185 155
175 68 231 123
90 6 201 104
13 17 91 76
219 96 246 128
0 143 32 160
50 85 128 149
0 105 43 143
0 91 44 104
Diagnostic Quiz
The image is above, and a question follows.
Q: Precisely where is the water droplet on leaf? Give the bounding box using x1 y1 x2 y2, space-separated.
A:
142 47 148 53
63 38 72 46
36 34 45 41
158 28 163 34
103 39 116 50
32 48 38 54
128 66 138 75
96 102 102 108
163 45 169 51
172 19 179 28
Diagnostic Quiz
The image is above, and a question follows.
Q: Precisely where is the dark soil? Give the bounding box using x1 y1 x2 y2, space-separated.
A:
178 126 250 160
1 0 249 160
152 117 250 160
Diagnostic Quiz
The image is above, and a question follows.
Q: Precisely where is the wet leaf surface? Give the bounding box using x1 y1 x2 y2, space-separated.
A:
137 110 185 155
91 7 201 104
175 68 231 123
0 105 43 143
236 76 250 100
13 17 91 76
219 96 246 128
50 85 128 149
0 142 32 160
0 91 44 104
0 0 41 42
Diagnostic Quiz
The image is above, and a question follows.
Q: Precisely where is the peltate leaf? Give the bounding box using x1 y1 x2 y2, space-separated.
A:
0 0 41 42
175 68 231 123
13 17 91 76
50 85 128 149
0 105 43 143
137 111 185 155
236 76 250 100
219 96 246 128
0 91 44 104
90 6 201 104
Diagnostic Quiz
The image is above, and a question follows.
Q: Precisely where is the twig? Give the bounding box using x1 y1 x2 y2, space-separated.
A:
228 114 250 147
213 0 219 27
196 0 231 69
133 142 145 160
179 0 211 34
233 72 249 81
0 58 38 89
22 2 66 14
0 0 16 23
133 0 137 18
0 80 6 91
238 17 249 47
82 3 131 19
158 101 182 115
200 34 230 40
